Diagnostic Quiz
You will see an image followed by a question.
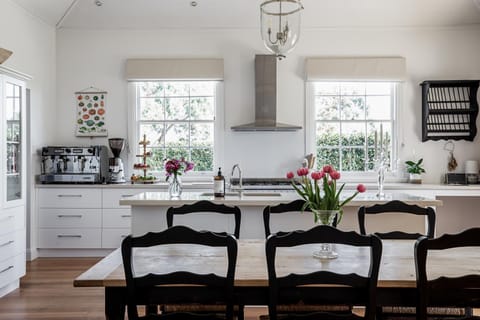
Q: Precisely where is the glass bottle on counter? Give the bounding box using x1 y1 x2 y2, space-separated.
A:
214 167 225 197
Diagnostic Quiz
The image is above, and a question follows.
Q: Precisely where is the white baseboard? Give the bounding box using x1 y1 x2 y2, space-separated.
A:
26 248 38 261
37 249 114 257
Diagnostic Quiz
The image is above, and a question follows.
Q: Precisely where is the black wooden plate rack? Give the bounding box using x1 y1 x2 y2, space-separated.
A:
420 80 480 141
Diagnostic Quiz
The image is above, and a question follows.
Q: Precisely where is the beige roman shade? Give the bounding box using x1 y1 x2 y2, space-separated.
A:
305 57 406 81
125 58 224 80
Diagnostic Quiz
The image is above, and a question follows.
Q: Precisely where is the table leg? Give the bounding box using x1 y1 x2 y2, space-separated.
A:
105 287 126 320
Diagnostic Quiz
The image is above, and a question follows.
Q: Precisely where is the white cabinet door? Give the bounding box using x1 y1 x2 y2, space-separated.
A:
0 206 24 236
0 229 25 263
2 76 26 209
103 208 131 228
38 188 102 208
38 209 102 228
102 188 149 208
38 228 101 248
0 253 25 290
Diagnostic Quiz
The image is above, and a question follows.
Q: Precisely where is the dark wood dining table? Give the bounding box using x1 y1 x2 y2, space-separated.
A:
74 239 480 320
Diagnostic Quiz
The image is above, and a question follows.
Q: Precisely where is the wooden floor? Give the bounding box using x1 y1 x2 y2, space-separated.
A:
0 258 266 320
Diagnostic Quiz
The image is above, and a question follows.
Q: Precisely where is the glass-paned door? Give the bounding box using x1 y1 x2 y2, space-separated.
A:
5 80 22 202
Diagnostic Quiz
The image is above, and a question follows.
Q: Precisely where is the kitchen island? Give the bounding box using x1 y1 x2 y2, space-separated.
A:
120 191 442 238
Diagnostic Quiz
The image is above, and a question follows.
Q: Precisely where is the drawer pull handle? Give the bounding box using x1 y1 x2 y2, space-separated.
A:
0 216 14 223
57 194 82 198
0 266 13 274
121 215 131 218
121 194 134 198
57 235 82 238
0 240 14 248
57 215 83 218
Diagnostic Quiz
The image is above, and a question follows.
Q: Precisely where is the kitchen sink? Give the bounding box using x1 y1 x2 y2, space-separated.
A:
199 191 281 197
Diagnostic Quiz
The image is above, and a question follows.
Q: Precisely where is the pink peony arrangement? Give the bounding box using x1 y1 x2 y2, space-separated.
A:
286 165 366 224
164 158 194 181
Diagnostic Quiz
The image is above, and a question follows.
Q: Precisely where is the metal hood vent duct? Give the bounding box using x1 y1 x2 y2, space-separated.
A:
231 55 302 131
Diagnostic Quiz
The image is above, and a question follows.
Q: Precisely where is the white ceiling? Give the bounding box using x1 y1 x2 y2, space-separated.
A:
9 0 480 29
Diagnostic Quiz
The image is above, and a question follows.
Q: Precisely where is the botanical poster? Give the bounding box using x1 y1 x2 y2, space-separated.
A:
75 88 108 136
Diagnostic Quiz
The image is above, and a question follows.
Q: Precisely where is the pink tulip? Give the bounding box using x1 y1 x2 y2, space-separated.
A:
297 167 309 176
311 172 322 180
330 170 341 180
322 165 333 173
318 170 325 179
286 171 294 179
357 184 366 193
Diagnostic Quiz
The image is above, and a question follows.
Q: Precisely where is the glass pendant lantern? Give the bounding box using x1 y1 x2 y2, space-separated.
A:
260 0 303 60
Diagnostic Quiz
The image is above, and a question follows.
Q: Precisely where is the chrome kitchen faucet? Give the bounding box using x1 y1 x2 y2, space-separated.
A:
230 164 242 190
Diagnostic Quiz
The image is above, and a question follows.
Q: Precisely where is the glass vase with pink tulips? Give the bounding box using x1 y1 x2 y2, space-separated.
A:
286 165 366 225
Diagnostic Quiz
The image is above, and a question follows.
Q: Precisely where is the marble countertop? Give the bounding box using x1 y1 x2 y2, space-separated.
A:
119 191 442 207
35 182 480 197
35 182 480 189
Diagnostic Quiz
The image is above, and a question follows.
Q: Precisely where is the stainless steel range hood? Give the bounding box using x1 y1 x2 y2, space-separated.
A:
231 55 302 132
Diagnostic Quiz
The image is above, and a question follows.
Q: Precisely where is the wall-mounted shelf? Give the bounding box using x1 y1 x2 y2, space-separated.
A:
420 80 480 141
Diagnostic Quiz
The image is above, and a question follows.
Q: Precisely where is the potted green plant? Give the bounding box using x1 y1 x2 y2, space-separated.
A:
405 158 426 184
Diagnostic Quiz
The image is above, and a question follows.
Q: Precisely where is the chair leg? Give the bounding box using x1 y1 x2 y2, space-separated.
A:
375 306 384 320
237 304 245 320
465 307 473 317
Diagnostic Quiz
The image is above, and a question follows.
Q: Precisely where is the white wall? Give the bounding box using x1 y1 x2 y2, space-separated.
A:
0 0 57 258
56 26 480 183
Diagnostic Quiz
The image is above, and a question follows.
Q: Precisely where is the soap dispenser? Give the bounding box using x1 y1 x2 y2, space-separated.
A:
214 167 225 197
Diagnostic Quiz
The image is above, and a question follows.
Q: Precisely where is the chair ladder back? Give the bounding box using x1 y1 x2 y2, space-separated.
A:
415 228 480 320
266 225 382 320
121 225 238 320
263 200 309 238
358 200 436 239
263 200 339 238
167 200 241 238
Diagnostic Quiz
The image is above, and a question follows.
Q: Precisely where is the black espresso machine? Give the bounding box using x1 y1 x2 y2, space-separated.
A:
40 146 109 184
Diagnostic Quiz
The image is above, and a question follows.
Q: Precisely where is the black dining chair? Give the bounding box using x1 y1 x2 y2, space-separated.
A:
415 228 480 320
357 200 436 240
358 200 469 319
167 200 241 239
262 199 349 317
166 200 243 319
265 225 382 320
121 225 238 320
358 200 435 319
263 199 337 238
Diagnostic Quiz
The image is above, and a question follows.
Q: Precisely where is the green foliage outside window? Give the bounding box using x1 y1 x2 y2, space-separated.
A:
314 81 395 173
137 81 215 173
316 131 390 172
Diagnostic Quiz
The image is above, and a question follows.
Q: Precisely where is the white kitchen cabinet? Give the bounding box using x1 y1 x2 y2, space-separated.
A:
37 188 102 249
36 187 149 252
101 188 149 248
38 188 101 208
0 72 27 297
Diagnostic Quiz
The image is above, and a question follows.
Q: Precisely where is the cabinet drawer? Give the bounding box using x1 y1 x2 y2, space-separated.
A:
102 189 148 208
0 206 25 236
102 228 131 249
38 228 101 248
103 209 131 228
38 188 101 208
0 254 25 289
0 229 25 263
39 209 101 228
